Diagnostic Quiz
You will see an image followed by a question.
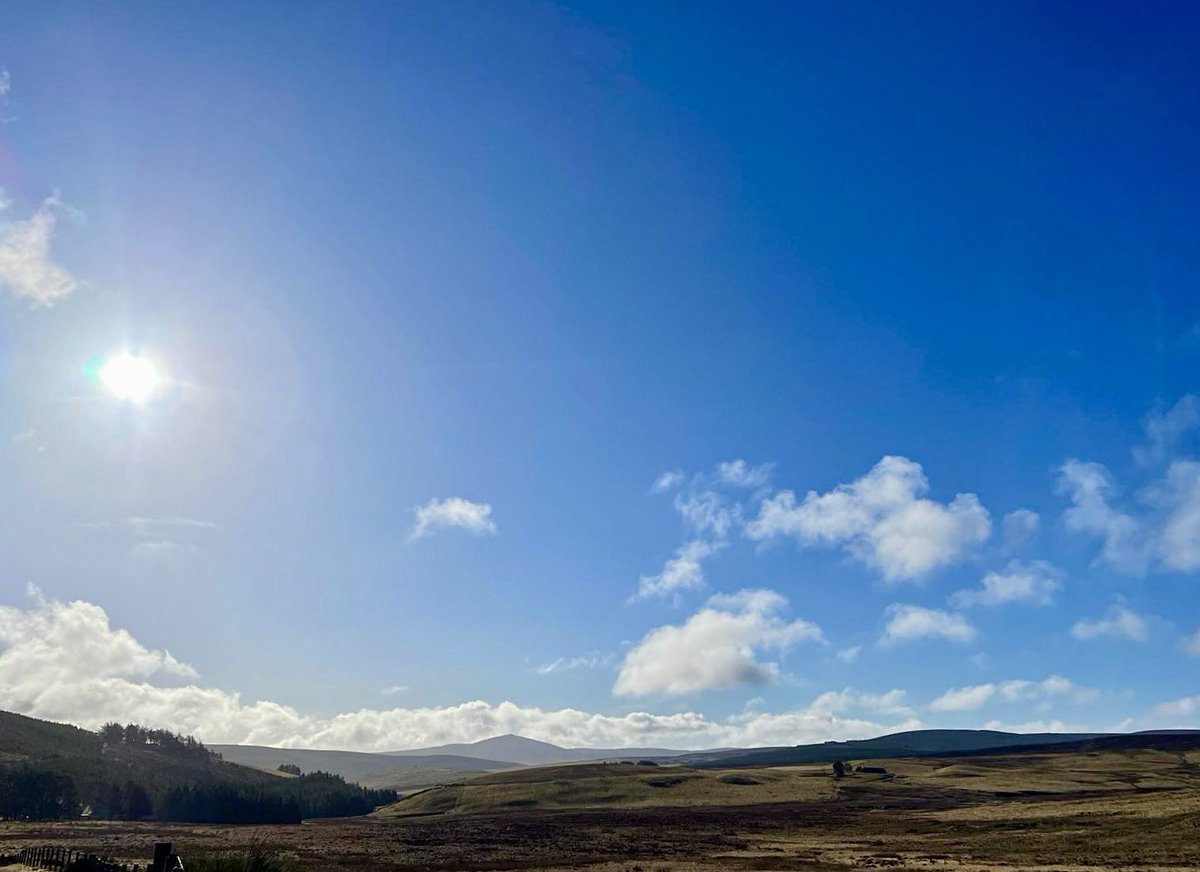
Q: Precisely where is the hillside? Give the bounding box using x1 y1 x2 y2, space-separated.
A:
376 760 834 817
386 734 689 765
0 710 277 803
210 743 521 790
681 728 1107 767
378 730 1200 819
0 710 395 823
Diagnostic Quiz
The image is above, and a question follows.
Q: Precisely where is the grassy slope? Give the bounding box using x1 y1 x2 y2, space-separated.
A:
376 761 834 816
377 732 1200 819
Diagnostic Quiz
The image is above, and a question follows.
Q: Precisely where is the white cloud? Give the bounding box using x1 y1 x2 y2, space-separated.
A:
929 683 995 711
807 687 913 718
0 193 79 306
411 497 497 539
1149 695 1200 727
0 585 198 708
0 70 11 123
1002 509 1040 550
746 456 990 581
673 489 740 538
981 719 1077 734
634 538 724 599
836 645 862 664
951 560 1062 608
1058 458 1200 574
614 589 823 696
651 470 684 493
535 652 614 675
380 685 409 696
1070 604 1150 643
636 477 744 599
716 459 774 489
929 676 1094 712
879 604 976 646
0 588 911 749
1133 395 1199 467
1184 627 1200 658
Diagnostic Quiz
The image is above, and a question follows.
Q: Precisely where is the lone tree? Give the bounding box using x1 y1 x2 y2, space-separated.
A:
832 760 846 778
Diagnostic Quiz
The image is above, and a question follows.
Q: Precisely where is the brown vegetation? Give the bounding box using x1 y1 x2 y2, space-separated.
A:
2 743 1197 871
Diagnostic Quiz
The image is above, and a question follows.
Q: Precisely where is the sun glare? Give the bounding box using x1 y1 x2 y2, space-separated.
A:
99 353 165 405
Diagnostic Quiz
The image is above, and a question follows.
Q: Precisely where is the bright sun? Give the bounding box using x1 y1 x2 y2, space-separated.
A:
99 352 165 405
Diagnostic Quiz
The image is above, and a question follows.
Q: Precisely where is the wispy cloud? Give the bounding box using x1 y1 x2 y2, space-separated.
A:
76 516 217 532
635 467 753 599
1002 508 1040 551
879 604 976 646
982 718 1079 734
535 652 614 675
1071 604 1150 643
0 192 79 306
836 645 862 664
380 685 409 696
929 675 1095 712
716 459 774 489
1133 394 1198 467
0 69 12 123
1058 453 1200 575
747 456 990 581
411 497 497 539
633 538 725 600
1150 695 1200 727
650 470 684 493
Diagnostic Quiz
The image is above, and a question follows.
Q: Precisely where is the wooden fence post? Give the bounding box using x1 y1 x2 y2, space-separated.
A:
150 843 172 872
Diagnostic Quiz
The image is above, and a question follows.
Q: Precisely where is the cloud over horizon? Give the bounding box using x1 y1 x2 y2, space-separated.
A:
0 588 924 750
929 676 1095 712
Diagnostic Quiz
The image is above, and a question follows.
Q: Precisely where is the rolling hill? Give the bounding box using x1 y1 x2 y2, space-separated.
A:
678 728 1109 767
385 733 689 765
0 710 397 823
0 710 277 800
376 760 835 817
377 729 1200 819
210 743 522 790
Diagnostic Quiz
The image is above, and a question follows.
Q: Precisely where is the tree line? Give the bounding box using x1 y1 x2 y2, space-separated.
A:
99 722 211 761
0 722 397 824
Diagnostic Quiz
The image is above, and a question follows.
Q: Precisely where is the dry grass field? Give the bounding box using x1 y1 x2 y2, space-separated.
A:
2 742 1198 871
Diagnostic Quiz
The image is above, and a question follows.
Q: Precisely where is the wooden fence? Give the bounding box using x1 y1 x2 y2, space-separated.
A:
0 842 179 872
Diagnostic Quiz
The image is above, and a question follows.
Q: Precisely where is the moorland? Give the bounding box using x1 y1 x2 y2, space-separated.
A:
2 717 1198 872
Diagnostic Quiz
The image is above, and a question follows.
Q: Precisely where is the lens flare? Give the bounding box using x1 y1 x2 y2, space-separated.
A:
99 352 165 405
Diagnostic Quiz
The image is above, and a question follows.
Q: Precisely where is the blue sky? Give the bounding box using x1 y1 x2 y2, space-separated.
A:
0 1 1197 750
